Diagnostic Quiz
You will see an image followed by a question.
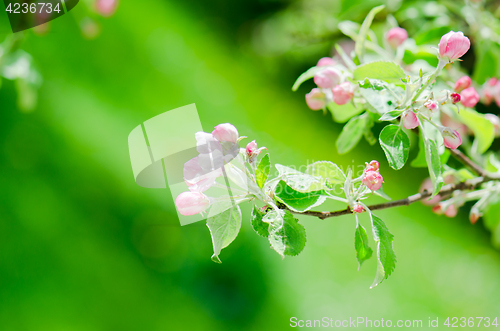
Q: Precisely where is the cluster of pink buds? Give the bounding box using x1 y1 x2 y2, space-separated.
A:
432 203 458 218
362 160 383 191
176 123 241 216
305 57 354 110
452 75 479 108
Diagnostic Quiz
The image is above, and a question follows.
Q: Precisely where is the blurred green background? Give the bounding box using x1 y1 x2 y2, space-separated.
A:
1 0 500 330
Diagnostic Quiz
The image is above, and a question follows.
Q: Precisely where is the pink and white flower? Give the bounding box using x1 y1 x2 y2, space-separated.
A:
305 88 327 110
332 82 354 105
175 191 210 216
460 87 480 108
454 76 471 92
438 31 470 62
314 68 341 89
385 27 408 48
317 57 336 67
402 110 419 129
440 127 463 149
362 171 383 191
212 123 239 144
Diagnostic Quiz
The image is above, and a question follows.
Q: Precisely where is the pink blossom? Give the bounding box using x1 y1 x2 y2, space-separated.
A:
450 92 461 104
305 88 327 110
352 204 364 213
419 178 441 206
183 156 221 192
444 205 458 218
424 100 438 112
317 57 336 67
432 204 443 215
485 114 500 137
175 191 210 216
402 110 419 129
440 113 467 138
212 123 239 143
460 87 480 108
246 140 257 156
366 160 379 172
438 31 470 62
314 68 341 89
454 76 471 92
441 127 462 149
332 82 354 105
470 209 481 224
362 171 383 191
95 0 119 17
385 27 408 48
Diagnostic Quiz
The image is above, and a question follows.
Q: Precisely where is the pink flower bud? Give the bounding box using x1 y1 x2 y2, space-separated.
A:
317 57 336 67
438 31 470 62
441 127 462 149
432 204 443 215
175 191 210 216
314 68 341 89
212 123 239 143
246 140 257 156
368 160 379 171
402 110 419 129
424 100 438 112
332 82 354 105
454 76 471 92
305 88 327 110
485 113 500 137
450 92 461 104
444 205 458 218
470 209 481 224
460 87 480 108
362 171 383 191
95 0 119 17
352 204 364 213
419 178 441 206
385 27 408 48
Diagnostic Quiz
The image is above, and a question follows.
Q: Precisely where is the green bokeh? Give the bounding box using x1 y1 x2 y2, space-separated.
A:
0 1 500 330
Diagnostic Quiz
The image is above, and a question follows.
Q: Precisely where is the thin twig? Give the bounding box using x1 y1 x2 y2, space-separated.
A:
289 176 492 220
448 148 488 177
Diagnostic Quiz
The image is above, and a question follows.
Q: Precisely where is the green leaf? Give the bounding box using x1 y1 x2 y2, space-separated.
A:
379 124 410 170
359 88 397 114
336 113 369 154
274 180 326 212
251 205 269 238
256 153 270 189
355 5 385 62
358 78 386 91
207 205 242 263
306 161 346 186
327 102 364 123
423 136 444 196
264 210 306 258
353 61 406 85
355 218 373 270
457 107 495 154
411 134 427 168
292 66 322 91
369 213 396 289
379 110 403 121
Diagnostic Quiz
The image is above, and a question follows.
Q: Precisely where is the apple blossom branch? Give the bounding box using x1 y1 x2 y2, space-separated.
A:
290 175 495 220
